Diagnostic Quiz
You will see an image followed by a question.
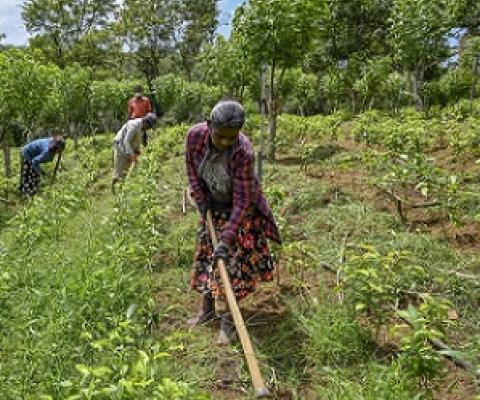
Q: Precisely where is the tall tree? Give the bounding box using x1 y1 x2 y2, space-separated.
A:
69 29 125 78
450 0 480 34
310 0 391 69
306 0 392 112
388 0 453 110
22 0 115 68
0 50 55 136
234 0 315 160
197 35 255 100
0 50 58 177
118 0 177 111
173 0 219 81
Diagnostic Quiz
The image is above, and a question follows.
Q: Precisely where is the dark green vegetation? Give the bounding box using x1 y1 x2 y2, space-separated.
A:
1 109 480 399
1 0 480 161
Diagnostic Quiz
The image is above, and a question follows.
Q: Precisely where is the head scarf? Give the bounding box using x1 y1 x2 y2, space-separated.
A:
143 112 158 128
210 100 245 129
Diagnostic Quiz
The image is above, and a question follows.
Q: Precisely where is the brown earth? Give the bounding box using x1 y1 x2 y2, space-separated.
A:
297 138 480 253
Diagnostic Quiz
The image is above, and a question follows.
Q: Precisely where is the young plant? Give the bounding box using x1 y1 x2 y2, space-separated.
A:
396 302 447 390
341 247 427 332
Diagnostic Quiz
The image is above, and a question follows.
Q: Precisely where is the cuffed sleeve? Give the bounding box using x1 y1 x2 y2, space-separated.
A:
185 130 207 205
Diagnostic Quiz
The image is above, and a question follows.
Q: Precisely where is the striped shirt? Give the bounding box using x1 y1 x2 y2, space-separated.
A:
185 122 281 246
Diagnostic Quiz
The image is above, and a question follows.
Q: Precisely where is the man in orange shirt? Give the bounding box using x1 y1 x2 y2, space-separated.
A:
128 85 153 146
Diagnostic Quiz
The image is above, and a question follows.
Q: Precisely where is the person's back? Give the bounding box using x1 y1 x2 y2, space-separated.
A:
19 136 65 196
111 113 157 192
114 119 143 154
22 138 52 162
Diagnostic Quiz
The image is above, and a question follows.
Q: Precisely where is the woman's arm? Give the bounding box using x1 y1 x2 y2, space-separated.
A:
31 150 52 175
185 131 207 205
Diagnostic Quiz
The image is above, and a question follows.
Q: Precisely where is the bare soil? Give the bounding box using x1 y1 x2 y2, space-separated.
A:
300 138 480 253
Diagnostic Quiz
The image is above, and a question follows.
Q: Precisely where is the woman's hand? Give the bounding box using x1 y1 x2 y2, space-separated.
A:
213 241 229 263
197 200 212 218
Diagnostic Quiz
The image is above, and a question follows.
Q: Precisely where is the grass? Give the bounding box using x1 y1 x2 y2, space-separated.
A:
0 132 210 399
300 301 373 370
0 116 479 399
145 144 479 398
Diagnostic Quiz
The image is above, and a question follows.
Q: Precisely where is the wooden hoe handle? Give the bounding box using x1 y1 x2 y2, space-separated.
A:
206 211 271 398
51 153 62 184
126 160 136 180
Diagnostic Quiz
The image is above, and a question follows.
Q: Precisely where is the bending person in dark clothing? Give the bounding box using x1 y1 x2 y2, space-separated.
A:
19 136 66 196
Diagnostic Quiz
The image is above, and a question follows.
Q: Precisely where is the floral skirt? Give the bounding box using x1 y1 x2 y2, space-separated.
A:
190 208 275 301
19 159 40 196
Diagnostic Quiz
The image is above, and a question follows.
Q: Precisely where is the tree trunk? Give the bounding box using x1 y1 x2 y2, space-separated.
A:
147 77 161 117
53 33 65 69
240 84 245 102
1 129 12 178
350 92 357 114
411 66 424 111
2 140 12 178
393 93 399 115
470 56 478 114
267 98 277 161
267 60 278 161
71 123 78 150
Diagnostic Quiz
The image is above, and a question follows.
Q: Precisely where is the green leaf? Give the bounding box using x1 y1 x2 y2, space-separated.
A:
126 303 137 319
355 303 366 312
75 364 90 376
91 366 112 378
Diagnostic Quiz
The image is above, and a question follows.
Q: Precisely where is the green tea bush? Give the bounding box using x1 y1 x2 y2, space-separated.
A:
396 301 450 389
276 112 349 154
0 137 206 399
351 110 390 145
340 247 427 327
281 68 321 115
153 74 223 124
90 79 135 132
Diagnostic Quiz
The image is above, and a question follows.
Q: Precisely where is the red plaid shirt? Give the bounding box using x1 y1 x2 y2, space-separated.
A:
185 122 281 246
